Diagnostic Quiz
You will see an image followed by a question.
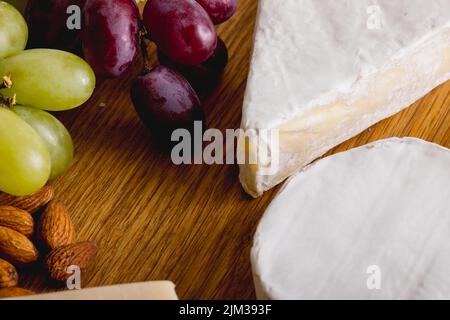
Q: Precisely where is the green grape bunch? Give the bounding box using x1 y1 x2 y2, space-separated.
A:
0 1 96 196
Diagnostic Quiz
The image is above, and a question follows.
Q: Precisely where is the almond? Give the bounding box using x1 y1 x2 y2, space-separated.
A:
46 241 98 281
0 287 34 299
0 206 34 237
0 185 54 214
0 226 39 265
0 258 18 288
38 201 75 250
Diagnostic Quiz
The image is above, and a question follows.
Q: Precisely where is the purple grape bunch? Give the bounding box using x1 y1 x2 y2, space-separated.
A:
25 0 237 142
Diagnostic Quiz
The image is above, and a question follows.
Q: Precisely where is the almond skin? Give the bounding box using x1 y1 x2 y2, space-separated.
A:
38 201 75 250
0 287 34 299
0 185 54 214
0 226 39 265
0 206 34 237
46 241 98 281
0 258 18 288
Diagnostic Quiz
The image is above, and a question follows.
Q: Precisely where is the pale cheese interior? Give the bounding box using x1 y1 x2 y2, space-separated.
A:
240 26 450 197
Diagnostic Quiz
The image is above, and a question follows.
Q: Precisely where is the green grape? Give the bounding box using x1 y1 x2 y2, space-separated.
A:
0 1 28 60
3 0 28 14
12 105 74 180
0 49 96 111
0 106 50 196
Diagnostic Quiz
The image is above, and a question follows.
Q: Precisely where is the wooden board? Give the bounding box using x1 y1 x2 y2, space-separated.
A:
21 0 450 299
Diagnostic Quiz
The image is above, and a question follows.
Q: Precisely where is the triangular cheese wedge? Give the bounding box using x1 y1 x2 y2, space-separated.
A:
239 0 450 197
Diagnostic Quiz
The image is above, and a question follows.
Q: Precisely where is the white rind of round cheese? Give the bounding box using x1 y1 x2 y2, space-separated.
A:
251 138 450 300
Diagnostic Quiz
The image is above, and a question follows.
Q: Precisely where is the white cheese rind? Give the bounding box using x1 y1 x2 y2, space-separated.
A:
240 0 450 197
251 138 450 300
8 281 178 300
242 0 450 129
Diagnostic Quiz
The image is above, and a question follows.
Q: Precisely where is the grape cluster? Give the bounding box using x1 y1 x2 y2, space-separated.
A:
0 1 95 196
135 0 236 144
0 0 237 196
22 0 236 144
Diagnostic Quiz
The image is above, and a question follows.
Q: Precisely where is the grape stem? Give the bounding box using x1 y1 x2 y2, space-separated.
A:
2 75 12 89
138 26 152 74
0 74 16 108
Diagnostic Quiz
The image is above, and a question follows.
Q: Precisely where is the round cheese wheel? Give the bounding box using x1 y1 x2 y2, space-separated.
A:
251 138 450 299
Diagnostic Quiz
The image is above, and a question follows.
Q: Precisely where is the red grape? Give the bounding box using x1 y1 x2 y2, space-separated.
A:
158 38 229 95
25 0 86 53
143 0 217 66
131 65 205 145
82 0 139 78
195 0 237 24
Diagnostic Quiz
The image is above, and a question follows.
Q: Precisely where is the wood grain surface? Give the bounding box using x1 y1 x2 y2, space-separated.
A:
19 0 450 299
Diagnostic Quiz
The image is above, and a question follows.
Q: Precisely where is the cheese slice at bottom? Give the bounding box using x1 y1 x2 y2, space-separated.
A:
9 281 178 300
251 138 450 300
239 0 450 197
